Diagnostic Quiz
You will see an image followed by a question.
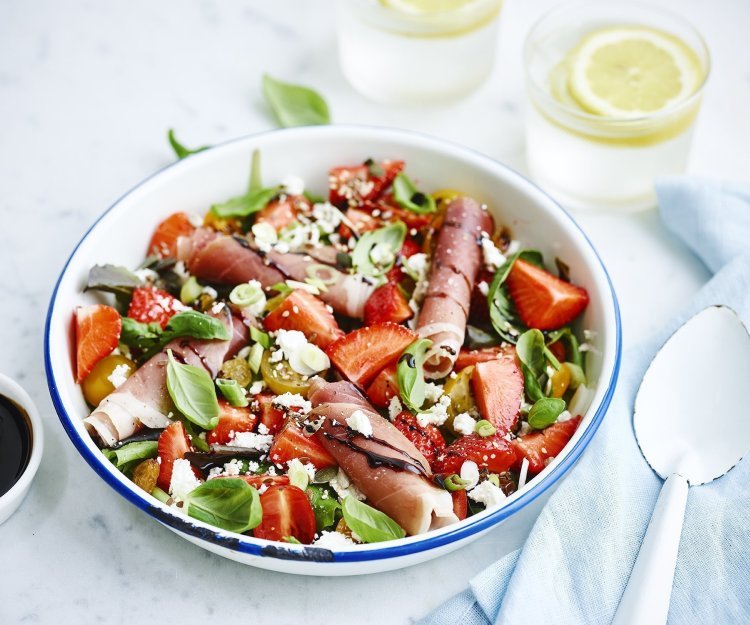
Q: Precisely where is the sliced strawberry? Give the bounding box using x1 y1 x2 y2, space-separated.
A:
326 322 417 388
363 282 413 326
365 363 399 408
263 289 344 349
75 305 122 382
207 400 259 445
254 394 287 435
432 434 517 475
253 484 317 544
471 358 524 436
329 159 404 207
512 416 582 474
400 237 422 258
451 489 468 521
339 207 380 239
506 259 589 331
455 346 514 372
269 422 337 469
393 411 445 466
128 286 186 329
149 212 195 258
157 421 194 491
255 195 310 232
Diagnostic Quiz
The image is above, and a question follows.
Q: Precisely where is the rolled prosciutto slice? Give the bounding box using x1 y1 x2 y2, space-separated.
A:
416 197 492 379
178 229 375 318
84 306 247 446
309 380 458 536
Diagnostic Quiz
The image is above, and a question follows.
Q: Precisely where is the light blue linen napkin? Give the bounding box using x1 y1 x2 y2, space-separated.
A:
419 177 750 625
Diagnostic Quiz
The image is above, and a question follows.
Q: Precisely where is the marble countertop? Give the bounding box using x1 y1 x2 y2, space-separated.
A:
1 0 748 622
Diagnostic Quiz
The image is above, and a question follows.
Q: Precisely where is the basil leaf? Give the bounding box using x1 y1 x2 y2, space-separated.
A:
351 221 406 277
166 350 220 430
85 264 142 298
397 338 432 412
392 173 436 215
165 310 231 342
102 441 158 473
522 365 545 403
342 497 405 543
211 186 279 219
120 317 163 354
306 485 342 532
546 327 583 369
168 129 209 160
516 329 546 377
262 74 331 128
184 478 261 533
182 420 210 453
248 149 262 193
216 378 249 408
528 397 566 430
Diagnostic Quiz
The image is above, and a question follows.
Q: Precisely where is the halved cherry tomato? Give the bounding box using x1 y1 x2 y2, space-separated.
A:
81 354 135 406
253 484 317 544
75 305 122 383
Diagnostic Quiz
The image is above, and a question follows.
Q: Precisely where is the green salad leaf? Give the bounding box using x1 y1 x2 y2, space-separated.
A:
546 327 584 369
211 186 280 219
528 397 567 430
397 338 432 413
85 264 143 299
102 441 158 474
351 222 406 277
262 74 331 128
392 173 436 214
516 329 562 404
342 497 405 543
184 479 262 533
166 350 220 430
168 129 210 159
306 485 342 532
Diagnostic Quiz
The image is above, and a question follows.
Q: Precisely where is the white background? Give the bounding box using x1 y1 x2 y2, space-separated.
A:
1 0 748 623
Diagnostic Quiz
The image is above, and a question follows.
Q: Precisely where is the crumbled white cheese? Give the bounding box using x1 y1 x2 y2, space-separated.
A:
583 329 597 341
481 235 506 270
210 301 225 315
423 383 444 404
313 531 356 549
252 221 278 253
279 221 320 252
468 479 507 509
273 392 312 415
248 380 266 395
106 364 131 389
453 412 477 436
477 281 489 296
388 395 403 421
330 468 365 501
311 201 343 235
227 431 274 452
416 395 451 427
282 175 305 196
169 458 201 500
346 409 373 437
257 422 269 435
460 460 480 490
134 268 159 283
369 242 396 267
557 410 573 423
517 421 532 436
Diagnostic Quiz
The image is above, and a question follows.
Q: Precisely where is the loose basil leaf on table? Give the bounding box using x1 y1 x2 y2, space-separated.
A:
351 221 406 277
167 129 210 160
392 173 436 214
262 74 331 128
85 264 143 299
216 378 249 408
306 485 343 532
184 479 262 533
102 441 158 473
528 397 567 430
166 350 220 430
342 497 405 543
397 337 433 413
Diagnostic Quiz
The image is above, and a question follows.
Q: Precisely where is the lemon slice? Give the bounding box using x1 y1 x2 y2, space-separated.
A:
379 0 477 14
567 26 703 118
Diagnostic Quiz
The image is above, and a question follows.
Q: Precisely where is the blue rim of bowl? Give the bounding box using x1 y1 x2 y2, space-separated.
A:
44 125 622 564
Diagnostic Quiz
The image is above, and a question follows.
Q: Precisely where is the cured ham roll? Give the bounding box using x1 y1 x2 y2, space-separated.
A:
309 380 458 536
84 307 247 447
416 197 492 379
178 229 375 318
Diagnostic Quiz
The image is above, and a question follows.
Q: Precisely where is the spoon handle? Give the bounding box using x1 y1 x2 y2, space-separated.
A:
611 473 689 625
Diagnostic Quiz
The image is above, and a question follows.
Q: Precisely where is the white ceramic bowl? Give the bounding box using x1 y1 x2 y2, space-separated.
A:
0 373 44 524
45 126 621 575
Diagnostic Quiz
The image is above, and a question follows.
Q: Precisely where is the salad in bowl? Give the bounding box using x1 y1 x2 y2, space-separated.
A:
72 151 592 549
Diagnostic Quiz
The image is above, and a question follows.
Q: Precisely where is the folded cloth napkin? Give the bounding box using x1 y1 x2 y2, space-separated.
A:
419 177 750 625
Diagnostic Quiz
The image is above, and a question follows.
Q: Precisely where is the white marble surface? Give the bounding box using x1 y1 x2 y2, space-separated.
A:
1 0 749 622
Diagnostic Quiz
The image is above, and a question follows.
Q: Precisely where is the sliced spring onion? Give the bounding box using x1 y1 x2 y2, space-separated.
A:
216 378 250 408
229 281 266 312
248 343 264 374
180 276 203 304
474 420 496 437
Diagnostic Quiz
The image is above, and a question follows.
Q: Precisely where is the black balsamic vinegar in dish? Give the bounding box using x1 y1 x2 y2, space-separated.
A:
0 394 32 497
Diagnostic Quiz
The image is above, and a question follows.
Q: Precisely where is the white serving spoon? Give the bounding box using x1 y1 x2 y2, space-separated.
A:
611 306 750 625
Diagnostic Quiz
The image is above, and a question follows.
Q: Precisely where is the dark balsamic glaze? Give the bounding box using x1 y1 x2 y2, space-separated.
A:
323 428 429 478
0 395 32 497
232 235 292 279
184 449 264 474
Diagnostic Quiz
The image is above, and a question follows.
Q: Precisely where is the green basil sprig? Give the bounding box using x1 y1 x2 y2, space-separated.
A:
528 397 566 430
262 74 331 128
183 478 262 533
392 173 436 215
397 338 432 413
306 485 343 532
486 249 544 343
342 497 405 543
216 378 249 408
102 441 157 474
516 329 560 403
168 129 209 160
351 221 406 278
166 350 220 430
211 186 280 219
546 327 584 369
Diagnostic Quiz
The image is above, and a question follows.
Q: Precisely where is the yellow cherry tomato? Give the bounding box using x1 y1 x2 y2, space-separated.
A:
431 188 463 205
442 365 477 430
551 363 572 398
81 354 136 406
260 350 325 397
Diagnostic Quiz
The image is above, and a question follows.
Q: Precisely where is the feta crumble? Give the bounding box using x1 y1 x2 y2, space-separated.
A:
273 392 312 415
227 431 274 452
460 460 480 490
282 175 305 196
468 479 507 509
314 531 356 549
346 409 373 437
453 412 477 436
388 395 403 421
330 468 365 501
311 201 343 234
248 380 266 395
423 382 444 404
416 395 451 427
169 458 201 500
481 234 506 270
106 364 131 389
